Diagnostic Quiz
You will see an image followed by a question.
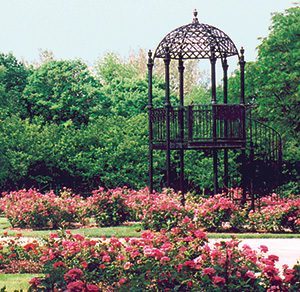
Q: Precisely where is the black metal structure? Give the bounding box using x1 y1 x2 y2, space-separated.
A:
148 10 282 202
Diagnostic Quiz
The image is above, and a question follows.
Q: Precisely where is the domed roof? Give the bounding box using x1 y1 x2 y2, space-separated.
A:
154 10 239 60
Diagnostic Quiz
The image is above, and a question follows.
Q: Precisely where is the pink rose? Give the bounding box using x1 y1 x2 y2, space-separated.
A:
86 284 100 291
67 280 85 291
202 267 216 276
245 271 256 279
212 276 226 285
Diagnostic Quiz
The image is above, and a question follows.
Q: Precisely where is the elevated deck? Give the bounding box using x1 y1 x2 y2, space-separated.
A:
150 104 246 150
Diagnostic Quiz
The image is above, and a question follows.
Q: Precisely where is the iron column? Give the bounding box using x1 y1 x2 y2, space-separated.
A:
210 46 218 194
223 56 229 191
164 47 171 188
239 47 247 203
147 50 154 193
178 57 185 196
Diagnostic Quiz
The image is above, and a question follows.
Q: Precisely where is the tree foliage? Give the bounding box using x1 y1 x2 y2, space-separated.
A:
23 60 108 126
226 6 300 193
0 5 298 193
254 6 300 159
95 53 166 117
0 53 29 117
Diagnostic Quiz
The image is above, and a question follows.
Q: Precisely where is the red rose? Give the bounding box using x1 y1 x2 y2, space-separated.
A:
67 280 85 291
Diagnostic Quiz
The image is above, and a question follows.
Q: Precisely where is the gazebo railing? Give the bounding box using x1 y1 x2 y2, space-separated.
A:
150 104 246 144
246 118 282 164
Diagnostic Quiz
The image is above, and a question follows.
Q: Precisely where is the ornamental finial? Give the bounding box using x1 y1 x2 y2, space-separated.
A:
240 47 245 56
193 9 199 23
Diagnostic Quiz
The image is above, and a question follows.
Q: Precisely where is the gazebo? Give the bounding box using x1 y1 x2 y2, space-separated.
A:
147 10 282 203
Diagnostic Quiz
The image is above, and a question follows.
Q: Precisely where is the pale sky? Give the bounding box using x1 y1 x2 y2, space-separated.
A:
0 0 296 71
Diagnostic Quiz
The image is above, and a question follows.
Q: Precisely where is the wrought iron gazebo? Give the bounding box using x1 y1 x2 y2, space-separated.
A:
147 10 282 202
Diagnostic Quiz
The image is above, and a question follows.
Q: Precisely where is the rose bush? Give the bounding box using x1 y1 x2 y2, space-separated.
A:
26 218 299 291
0 189 86 229
189 194 242 232
137 189 192 231
1 188 299 232
248 194 300 232
0 234 42 273
87 187 130 227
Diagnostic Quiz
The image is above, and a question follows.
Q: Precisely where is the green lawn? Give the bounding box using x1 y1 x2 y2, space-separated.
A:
0 217 299 239
0 274 41 291
0 217 142 238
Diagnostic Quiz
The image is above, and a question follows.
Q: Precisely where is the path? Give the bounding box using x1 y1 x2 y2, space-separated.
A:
211 238 300 268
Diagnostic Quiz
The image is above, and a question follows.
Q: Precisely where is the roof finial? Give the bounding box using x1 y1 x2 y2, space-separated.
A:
240 46 245 56
193 9 199 23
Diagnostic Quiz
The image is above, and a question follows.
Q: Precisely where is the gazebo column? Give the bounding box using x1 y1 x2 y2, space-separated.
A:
178 57 185 197
147 50 154 193
239 47 247 204
164 47 171 188
210 46 218 195
222 56 229 191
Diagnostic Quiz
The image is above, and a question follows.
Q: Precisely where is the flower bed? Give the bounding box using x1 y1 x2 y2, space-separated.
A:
0 189 87 229
248 195 300 233
0 235 42 273
10 219 296 291
87 187 130 227
189 194 242 232
1 188 299 233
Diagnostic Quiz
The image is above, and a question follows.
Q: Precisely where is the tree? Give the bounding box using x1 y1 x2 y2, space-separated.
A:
226 6 300 193
254 7 299 135
95 52 209 118
23 60 109 126
95 53 166 117
0 53 29 117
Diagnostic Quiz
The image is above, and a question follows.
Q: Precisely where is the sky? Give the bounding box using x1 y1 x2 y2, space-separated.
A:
0 0 296 72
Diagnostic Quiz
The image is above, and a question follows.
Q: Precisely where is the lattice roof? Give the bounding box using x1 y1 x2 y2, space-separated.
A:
154 10 239 60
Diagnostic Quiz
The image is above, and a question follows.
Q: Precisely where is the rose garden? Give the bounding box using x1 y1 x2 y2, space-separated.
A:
0 188 299 290
0 4 299 292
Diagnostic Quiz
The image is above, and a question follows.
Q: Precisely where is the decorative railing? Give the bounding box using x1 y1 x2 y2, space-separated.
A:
150 104 246 144
246 118 282 164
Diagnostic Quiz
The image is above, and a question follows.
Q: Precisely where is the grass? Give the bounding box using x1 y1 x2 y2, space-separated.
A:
0 274 41 291
0 217 142 238
0 217 299 239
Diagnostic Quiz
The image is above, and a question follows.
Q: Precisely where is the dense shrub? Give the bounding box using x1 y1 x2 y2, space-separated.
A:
190 195 240 232
248 194 300 232
26 218 299 291
0 189 85 229
139 190 191 231
1 187 299 233
0 236 42 273
87 188 130 227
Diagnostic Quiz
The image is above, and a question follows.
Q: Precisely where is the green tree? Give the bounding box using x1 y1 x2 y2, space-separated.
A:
95 53 166 117
226 6 300 193
23 60 109 126
0 53 29 117
254 6 300 160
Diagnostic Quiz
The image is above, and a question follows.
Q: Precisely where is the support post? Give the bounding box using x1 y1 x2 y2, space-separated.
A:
223 55 229 191
210 46 218 195
147 50 154 193
239 47 245 105
164 47 171 188
178 57 185 198
239 47 247 203
249 107 255 210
